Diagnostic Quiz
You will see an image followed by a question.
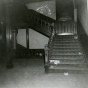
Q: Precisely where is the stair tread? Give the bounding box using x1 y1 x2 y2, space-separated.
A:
51 51 83 53
55 35 77 38
54 39 78 41
52 47 81 49
51 53 84 56
49 59 85 62
49 65 88 70
50 63 87 65
53 44 81 45
54 41 79 43
54 41 79 42
49 69 88 74
52 45 81 46
50 61 86 64
50 56 85 60
51 49 82 51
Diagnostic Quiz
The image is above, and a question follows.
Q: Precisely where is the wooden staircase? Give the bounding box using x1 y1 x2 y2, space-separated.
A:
9 3 88 73
27 9 55 37
44 15 88 74
27 10 88 74
45 35 88 74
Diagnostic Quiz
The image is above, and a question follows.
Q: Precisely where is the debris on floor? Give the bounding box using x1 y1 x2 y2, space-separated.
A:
64 72 69 76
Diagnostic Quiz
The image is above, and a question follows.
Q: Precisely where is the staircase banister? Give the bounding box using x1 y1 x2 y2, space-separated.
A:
44 44 49 65
27 9 56 23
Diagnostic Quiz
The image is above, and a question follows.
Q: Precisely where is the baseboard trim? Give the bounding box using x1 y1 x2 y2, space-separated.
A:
16 48 45 59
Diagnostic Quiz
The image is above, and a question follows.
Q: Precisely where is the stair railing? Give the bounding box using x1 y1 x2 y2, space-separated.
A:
48 23 55 48
44 44 49 67
44 23 55 73
73 0 77 34
27 9 55 36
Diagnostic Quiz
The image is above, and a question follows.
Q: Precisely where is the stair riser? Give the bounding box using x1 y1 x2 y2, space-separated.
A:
50 51 83 54
49 64 88 68
52 43 81 46
49 59 86 63
54 39 79 41
49 69 88 74
52 45 81 48
51 55 85 58
51 49 82 51
54 41 79 43
50 57 85 60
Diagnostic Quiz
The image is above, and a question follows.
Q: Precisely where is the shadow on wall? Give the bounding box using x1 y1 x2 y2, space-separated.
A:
17 28 49 49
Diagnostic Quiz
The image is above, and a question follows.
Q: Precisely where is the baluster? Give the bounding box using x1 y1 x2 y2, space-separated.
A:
39 19 41 25
32 16 34 21
40 19 43 28
35 17 37 23
42 21 45 27
59 22 61 33
40 19 42 25
68 21 70 33
44 21 46 28
44 44 49 74
48 23 51 33
51 22 55 36
44 44 49 65
44 21 47 29
37 18 40 26
46 22 48 31
65 22 67 33
47 23 50 32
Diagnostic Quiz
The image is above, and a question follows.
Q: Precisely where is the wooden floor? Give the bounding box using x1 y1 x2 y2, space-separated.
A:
0 58 88 88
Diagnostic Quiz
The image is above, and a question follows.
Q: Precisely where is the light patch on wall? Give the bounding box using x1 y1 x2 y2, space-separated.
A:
26 0 56 20
17 29 26 48
77 0 88 34
29 28 49 49
17 29 49 49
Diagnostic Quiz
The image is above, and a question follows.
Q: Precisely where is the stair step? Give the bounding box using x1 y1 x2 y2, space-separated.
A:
50 51 83 54
49 65 88 70
51 48 82 51
52 46 81 49
49 59 86 64
54 41 79 43
50 51 84 55
54 39 78 41
50 64 88 68
50 55 85 60
53 41 80 44
54 38 77 40
52 45 81 48
55 35 77 38
54 40 79 42
51 53 84 56
49 69 88 74
53 43 81 46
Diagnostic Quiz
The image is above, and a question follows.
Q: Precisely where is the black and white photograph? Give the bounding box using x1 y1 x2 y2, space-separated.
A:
0 0 88 88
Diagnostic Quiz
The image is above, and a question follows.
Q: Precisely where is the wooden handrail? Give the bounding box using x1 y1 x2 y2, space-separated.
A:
44 23 55 66
28 10 55 36
44 44 49 66
27 9 56 23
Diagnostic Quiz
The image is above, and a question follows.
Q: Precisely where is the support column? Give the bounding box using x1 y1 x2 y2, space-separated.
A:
26 28 29 49
12 29 17 59
5 0 13 69
12 29 17 50
73 0 77 34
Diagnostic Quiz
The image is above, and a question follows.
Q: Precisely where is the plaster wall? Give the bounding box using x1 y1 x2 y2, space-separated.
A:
77 0 88 34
